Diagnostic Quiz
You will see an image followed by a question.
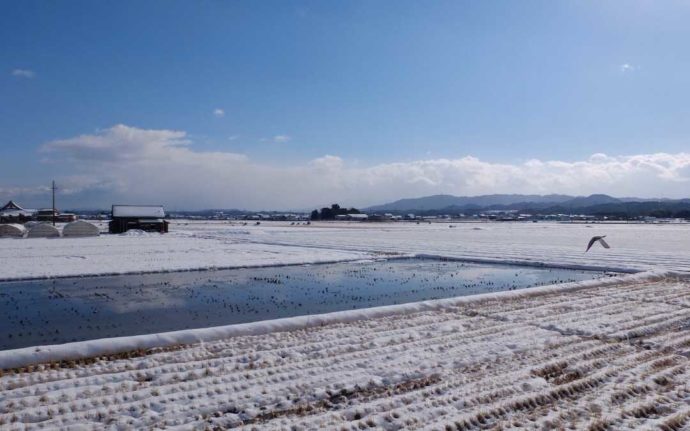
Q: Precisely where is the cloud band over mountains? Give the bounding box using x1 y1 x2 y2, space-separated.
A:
4 125 690 210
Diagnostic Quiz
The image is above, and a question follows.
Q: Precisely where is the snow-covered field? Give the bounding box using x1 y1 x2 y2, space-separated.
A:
1 221 690 429
2 273 690 429
2 220 690 281
0 222 376 281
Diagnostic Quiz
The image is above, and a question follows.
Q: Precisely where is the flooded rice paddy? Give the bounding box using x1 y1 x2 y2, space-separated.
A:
0 258 612 349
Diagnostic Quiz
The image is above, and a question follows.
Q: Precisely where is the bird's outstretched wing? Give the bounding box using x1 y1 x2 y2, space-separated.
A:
585 237 597 252
598 238 610 249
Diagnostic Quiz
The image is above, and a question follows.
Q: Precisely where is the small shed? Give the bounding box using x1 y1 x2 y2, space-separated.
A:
0 224 27 238
27 223 61 238
109 205 169 234
63 220 100 237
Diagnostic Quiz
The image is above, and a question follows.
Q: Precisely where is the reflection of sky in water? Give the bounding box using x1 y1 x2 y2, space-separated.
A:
0 259 611 350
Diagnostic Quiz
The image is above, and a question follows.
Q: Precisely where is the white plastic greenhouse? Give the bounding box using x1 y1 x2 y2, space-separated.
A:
63 220 100 237
27 223 61 238
0 224 27 238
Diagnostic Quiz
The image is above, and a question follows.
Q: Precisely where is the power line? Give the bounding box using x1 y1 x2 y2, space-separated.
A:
52 180 57 226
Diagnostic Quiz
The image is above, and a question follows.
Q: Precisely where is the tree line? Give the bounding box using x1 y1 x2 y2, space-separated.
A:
310 204 360 220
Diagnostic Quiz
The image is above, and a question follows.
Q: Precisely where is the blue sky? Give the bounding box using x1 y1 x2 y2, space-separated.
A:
2 1 690 209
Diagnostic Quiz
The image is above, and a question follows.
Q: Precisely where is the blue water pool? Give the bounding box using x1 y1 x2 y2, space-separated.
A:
0 258 614 349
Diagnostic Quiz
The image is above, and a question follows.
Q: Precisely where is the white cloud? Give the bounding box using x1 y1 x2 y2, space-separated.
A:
32 125 690 210
12 69 35 78
311 155 344 171
273 135 291 143
620 63 636 73
228 135 240 141
213 108 225 118
41 124 193 163
0 185 49 197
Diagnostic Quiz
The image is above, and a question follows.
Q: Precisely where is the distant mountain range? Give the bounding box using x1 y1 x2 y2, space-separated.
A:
365 194 690 218
366 194 619 211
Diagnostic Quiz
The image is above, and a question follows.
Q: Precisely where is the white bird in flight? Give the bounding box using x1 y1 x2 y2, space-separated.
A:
586 235 610 252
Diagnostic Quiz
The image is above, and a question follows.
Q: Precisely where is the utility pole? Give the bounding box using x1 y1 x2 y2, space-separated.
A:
52 180 57 226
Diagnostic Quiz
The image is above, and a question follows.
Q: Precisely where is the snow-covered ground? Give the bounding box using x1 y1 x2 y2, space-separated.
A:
2 273 690 429
1 221 690 429
2 220 690 281
236 220 690 272
0 222 377 281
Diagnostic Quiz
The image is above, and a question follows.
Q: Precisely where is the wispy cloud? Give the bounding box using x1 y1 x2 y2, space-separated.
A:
228 135 240 141
619 63 636 73
273 135 291 143
11 69 35 78
213 108 225 118
29 125 690 210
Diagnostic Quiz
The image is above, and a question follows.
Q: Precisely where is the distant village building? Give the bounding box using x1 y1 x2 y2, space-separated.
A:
109 205 169 234
368 213 396 222
0 201 78 223
335 213 369 221
35 208 77 223
0 201 35 223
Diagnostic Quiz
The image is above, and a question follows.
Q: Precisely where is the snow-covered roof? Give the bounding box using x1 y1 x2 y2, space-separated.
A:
112 205 165 218
0 209 34 217
0 201 35 217
1 200 25 211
